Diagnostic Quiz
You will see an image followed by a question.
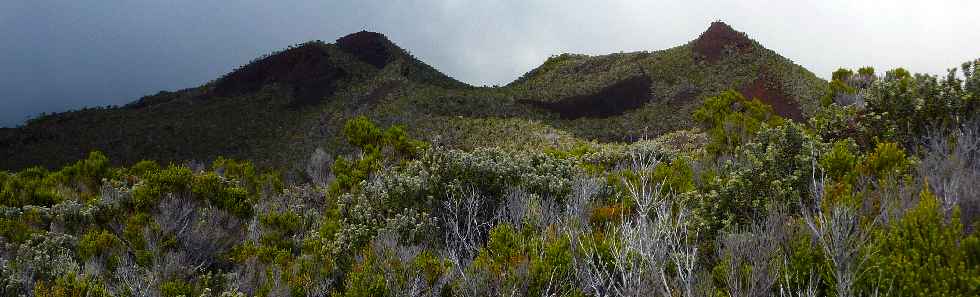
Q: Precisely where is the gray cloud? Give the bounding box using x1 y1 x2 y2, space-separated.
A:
2 0 978 127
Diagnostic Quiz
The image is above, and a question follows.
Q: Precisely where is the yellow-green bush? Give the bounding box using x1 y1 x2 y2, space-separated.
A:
858 141 912 180
866 186 980 296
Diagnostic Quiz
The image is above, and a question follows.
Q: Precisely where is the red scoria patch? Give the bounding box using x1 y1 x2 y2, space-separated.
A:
692 21 753 62
739 72 803 121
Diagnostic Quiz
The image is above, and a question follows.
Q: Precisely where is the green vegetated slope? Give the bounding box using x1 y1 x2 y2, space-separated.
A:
0 22 823 175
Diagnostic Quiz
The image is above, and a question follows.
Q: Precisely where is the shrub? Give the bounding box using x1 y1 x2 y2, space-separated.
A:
809 103 859 142
780 222 832 297
160 279 195 297
32 275 111 297
329 116 426 196
336 234 449 297
50 151 111 196
0 167 63 207
121 213 155 265
698 123 823 232
13 232 79 284
191 173 252 218
856 61 979 147
693 90 784 155
0 217 34 243
258 211 304 252
342 116 384 151
211 157 280 195
858 141 911 180
76 229 121 262
468 224 577 296
866 185 980 296
132 165 193 210
820 140 859 184
430 147 577 201
129 160 161 177
652 157 695 194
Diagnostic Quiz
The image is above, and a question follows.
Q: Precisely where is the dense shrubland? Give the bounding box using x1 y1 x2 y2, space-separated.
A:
2 59 979 297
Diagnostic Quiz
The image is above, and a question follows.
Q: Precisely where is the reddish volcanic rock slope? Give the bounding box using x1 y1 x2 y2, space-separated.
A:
740 72 804 121
692 21 754 62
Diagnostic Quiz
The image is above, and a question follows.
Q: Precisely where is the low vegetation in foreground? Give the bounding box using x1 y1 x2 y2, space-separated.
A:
1 51 979 297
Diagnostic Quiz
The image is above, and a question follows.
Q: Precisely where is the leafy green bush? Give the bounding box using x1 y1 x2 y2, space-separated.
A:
694 90 784 156
48 151 112 197
0 215 35 243
855 61 979 147
330 116 426 196
258 211 304 252
121 212 155 266
809 103 859 142
780 223 832 297
698 123 824 232
129 160 161 177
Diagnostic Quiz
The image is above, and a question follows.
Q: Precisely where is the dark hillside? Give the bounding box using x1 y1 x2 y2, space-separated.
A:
336 31 398 68
0 32 453 171
210 42 347 107
519 73 654 118
336 30 469 89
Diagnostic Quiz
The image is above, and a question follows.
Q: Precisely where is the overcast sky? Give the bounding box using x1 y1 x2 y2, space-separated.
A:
1 0 978 127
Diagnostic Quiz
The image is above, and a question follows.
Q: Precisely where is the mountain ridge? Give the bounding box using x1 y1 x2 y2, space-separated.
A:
0 22 825 172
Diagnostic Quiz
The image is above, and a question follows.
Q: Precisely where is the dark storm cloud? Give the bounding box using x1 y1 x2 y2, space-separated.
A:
2 0 978 127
